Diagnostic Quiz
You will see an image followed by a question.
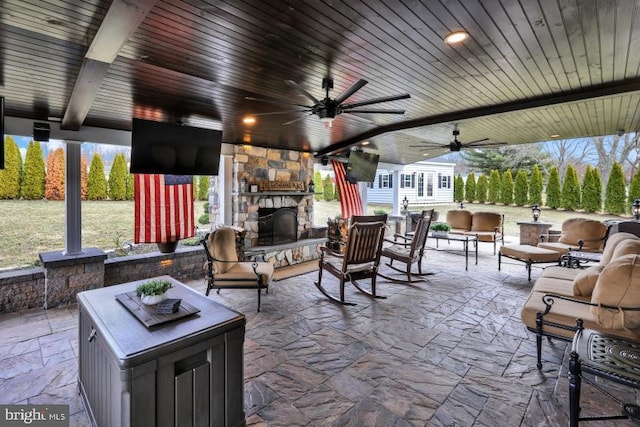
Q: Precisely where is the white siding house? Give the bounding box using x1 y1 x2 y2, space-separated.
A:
366 161 455 206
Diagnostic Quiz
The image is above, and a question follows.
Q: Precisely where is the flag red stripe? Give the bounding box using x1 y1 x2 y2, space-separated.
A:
331 160 363 218
134 174 195 244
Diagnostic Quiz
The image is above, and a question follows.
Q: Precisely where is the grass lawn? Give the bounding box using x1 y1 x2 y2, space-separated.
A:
0 200 207 270
0 198 629 270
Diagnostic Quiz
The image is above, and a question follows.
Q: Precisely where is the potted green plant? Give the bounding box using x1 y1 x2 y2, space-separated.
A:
430 222 451 237
136 280 173 305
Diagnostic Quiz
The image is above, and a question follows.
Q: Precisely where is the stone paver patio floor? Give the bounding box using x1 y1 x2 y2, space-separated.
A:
1 239 638 426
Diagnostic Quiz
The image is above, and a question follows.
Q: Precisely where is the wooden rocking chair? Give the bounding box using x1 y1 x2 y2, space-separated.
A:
315 220 387 305
378 209 434 283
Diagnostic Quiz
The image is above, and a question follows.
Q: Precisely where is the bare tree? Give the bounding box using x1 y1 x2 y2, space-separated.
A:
541 139 592 177
593 133 640 186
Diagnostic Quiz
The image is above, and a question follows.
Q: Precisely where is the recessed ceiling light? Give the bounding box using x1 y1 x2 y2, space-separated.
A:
243 116 256 125
362 141 370 145
444 31 468 44
550 134 560 138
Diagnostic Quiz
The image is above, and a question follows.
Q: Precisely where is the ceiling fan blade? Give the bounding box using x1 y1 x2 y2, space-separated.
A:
463 138 490 145
466 141 508 147
409 143 446 148
332 79 368 105
341 93 410 109
245 96 309 108
250 109 310 116
282 115 310 126
284 80 319 104
343 109 405 114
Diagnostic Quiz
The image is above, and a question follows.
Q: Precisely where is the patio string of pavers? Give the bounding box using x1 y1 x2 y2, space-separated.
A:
1 237 638 426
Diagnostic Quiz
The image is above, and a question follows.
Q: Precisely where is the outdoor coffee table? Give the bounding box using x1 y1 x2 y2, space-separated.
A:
428 232 478 270
569 328 640 426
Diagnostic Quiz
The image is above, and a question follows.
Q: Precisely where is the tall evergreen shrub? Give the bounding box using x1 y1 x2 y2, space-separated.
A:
546 167 561 209
108 153 127 200
314 171 323 201
125 174 134 200
81 156 88 200
0 136 22 199
323 176 333 201
87 153 107 200
582 166 600 213
488 169 501 204
514 170 528 206
561 165 581 210
605 162 627 214
476 174 488 203
454 174 464 202
628 169 640 213
198 176 209 201
20 140 46 199
529 164 543 205
500 169 514 205
45 148 65 200
465 172 476 202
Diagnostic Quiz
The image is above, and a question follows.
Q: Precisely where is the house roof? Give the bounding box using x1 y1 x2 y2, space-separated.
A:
3 0 640 165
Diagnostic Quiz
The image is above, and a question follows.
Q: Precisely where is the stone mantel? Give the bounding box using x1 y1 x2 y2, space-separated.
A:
234 191 313 197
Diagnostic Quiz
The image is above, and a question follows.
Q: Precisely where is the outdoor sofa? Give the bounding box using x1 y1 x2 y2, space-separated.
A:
520 231 640 368
445 209 504 254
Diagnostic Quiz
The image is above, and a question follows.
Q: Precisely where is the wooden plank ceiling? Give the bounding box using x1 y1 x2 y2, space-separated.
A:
1 0 640 165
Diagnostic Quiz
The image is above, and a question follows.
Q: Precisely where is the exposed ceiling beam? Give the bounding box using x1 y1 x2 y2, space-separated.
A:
61 0 157 130
316 78 640 157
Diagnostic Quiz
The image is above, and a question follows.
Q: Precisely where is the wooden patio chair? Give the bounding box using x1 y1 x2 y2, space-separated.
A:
378 209 434 283
314 220 387 305
202 226 274 312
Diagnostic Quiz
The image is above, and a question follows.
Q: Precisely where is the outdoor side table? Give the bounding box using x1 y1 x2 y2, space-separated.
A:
516 220 553 246
569 328 640 426
563 250 603 269
77 276 246 427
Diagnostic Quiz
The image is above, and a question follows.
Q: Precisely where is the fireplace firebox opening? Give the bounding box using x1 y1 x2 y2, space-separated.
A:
258 207 298 246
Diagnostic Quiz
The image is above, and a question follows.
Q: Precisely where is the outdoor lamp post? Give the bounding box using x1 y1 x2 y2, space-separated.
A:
402 196 409 213
633 199 640 220
532 204 541 221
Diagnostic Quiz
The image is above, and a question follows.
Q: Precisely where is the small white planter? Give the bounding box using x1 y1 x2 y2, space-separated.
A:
140 292 168 305
432 231 449 238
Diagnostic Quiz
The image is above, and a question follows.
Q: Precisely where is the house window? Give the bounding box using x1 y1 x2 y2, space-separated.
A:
438 174 451 189
426 173 434 197
378 174 393 189
401 173 414 189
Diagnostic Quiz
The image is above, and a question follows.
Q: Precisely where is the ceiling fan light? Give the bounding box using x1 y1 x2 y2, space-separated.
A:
320 116 334 127
444 31 468 44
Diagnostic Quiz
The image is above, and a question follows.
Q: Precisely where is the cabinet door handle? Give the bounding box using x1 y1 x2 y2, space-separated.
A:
88 328 97 342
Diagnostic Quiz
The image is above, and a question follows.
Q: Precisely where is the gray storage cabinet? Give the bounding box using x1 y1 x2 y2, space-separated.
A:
77 276 245 427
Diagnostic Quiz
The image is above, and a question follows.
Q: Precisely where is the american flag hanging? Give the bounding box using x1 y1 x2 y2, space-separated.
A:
331 160 363 219
134 174 195 243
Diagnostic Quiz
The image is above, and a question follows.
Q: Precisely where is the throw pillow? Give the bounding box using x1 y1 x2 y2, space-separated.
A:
590 254 640 330
599 232 640 266
572 265 603 296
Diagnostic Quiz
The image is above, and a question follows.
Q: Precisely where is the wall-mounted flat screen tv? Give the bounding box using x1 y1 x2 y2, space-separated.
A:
0 97 4 170
345 150 379 184
130 118 222 175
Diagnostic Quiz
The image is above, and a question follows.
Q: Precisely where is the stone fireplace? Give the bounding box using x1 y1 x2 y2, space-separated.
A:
232 146 315 249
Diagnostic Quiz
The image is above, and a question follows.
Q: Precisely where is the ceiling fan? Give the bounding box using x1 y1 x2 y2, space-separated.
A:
411 129 508 152
245 77 410 126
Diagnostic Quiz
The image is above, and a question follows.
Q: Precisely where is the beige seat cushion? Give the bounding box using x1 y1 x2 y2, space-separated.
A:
572 265 603 296
537 241 573 255
541 266 582 281
500 244 561 263
600 232 640 265
610 238 640 261
214 261 274 287
558 218 607 252
209 226 239 274
471 212 502 233
446 210 472 231
531 276 575 296
591 254 640 330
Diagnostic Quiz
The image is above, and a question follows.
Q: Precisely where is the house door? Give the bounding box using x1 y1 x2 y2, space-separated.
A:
416 172 435 202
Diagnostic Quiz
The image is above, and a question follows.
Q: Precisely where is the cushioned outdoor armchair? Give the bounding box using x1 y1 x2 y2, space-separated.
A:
202 226 274 312
538 217 608 255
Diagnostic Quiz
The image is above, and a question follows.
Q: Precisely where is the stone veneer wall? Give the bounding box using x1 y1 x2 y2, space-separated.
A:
233 146 315 247
0 267 45 313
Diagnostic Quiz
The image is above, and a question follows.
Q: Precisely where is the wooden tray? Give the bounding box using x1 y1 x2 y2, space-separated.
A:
115 291 200 328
